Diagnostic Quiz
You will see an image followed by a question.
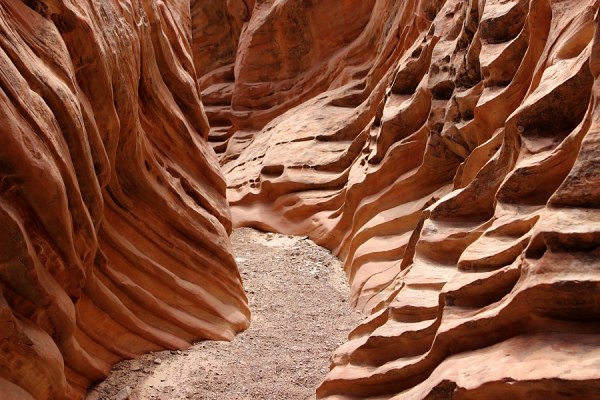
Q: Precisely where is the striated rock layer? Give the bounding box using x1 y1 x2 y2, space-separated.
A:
211 0 600 398
0 1 249 399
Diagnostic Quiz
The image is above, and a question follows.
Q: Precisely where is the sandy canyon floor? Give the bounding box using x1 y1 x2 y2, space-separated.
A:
87 228 362 400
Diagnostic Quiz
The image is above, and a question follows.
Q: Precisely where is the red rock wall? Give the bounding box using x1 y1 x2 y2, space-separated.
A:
209 0 600 398
0 1 249 398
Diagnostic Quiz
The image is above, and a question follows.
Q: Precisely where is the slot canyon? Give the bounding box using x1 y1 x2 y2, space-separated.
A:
1 0 600 399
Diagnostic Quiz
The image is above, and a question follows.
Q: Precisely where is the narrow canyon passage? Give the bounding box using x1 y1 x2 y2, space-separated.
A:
88 228 362 400
3 2 600 399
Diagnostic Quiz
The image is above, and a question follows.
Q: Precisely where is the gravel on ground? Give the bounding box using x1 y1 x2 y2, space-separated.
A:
87 228 363 400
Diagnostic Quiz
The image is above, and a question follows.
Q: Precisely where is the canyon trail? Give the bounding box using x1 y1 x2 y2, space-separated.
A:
88 228 362 400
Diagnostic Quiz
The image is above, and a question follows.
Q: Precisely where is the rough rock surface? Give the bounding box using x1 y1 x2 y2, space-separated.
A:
204 0 600 398
0 1 249 399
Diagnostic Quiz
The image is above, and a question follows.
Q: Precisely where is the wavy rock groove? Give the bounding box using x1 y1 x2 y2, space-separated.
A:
0 1 249 399
3 0 600 399
206 0 600 398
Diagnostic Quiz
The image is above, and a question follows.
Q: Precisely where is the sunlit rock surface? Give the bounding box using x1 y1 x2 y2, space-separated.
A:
0 1 249 398
209 0 600 398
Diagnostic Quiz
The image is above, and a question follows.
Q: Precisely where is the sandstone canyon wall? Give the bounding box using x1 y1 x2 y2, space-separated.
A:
0 1 249 399
3 0 600 399
198 0 600 398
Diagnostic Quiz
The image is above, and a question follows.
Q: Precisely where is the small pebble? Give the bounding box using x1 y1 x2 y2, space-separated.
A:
130 364 141 372
115 386 132 400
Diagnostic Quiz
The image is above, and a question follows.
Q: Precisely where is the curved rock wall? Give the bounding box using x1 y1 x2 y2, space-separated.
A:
0 1 249 398
213 0 600 398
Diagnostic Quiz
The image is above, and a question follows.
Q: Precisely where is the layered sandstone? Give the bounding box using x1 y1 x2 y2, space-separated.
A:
207 0 600 398
0 1 249 399
4 0 600 398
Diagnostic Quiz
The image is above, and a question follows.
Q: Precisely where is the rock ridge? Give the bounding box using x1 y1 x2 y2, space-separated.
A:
0 1 249 398
201 0 600 398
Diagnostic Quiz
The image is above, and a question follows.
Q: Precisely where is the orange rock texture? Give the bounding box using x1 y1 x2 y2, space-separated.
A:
209 0 600 398
0 1 249 399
